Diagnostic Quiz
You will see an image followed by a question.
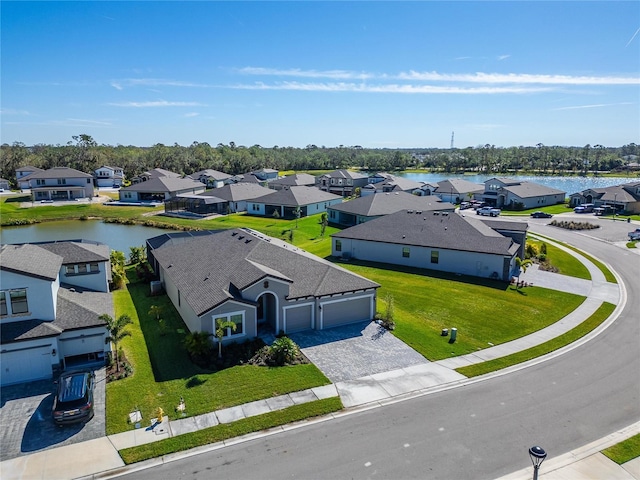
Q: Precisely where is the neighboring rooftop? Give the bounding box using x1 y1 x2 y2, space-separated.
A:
251 186 342 206
329 191 454 217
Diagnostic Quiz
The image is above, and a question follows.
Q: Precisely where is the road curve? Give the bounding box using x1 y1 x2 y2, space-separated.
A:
121 223 640 480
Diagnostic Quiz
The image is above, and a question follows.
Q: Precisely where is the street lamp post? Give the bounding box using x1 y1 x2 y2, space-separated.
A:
529 446 547 480
613 193 618 221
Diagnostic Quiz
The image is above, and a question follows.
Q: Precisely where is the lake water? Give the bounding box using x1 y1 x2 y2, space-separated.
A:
397 173 634 194
0 220 176 253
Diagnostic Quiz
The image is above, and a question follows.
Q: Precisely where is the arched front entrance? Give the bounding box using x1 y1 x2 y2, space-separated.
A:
257 292 278 333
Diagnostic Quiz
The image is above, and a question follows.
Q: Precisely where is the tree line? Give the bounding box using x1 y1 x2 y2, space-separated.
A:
1 135 638 186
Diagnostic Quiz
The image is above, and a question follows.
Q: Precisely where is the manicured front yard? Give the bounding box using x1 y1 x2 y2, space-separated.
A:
106 270 331 435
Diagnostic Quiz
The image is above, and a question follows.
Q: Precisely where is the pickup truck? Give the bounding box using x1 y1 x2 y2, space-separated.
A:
629 228 640 241
477 207 501 217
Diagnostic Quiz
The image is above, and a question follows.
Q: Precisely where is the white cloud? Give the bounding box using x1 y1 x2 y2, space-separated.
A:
184 112 200 117
107 100 206 107
553 102 635 111
230 81 553 94
113 78 212 88
236 67 375 80
497 55 511 61
0 108 32 116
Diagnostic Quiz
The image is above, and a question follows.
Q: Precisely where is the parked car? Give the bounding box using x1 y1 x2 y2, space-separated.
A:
574 203 594 213
477 207 501 217
530 211 553 218
52 370 95 425
459 201 473 210
629 229 640 241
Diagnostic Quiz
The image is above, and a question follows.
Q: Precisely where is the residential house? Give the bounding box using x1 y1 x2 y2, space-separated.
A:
131 168 181 184
247 186 342 219
269 173 317 191
327 191 455 227
419 178 484 204
316 169 369 197
0 240 113 386
478 178 566 209
119 176 205 203
24 167 94 201
361 173 424 196
0 178 10 190
331 210 527 282
15 165 44 189
94 165 125 187
251 168 279 182
188 169 232 189
147 229 379 340
569 181 640 214
228 173 264 186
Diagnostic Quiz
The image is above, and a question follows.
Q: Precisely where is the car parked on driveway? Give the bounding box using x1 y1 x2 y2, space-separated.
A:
52 370 95 426
477 207 501 217
530 211 553 218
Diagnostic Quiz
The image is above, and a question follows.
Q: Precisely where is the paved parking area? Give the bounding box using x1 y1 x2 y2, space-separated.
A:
0 367 106 461
289 321 428 383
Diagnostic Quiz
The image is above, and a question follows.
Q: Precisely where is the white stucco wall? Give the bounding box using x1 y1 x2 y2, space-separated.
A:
59 262 109 292
0 270 58 322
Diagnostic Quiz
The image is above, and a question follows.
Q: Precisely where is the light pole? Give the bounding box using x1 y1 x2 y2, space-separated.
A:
529 446 547 480
613 193 618 221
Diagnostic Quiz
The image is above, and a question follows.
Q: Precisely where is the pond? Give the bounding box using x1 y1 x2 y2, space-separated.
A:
0 220 178 253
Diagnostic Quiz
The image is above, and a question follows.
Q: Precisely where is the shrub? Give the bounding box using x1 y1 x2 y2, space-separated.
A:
270 337 300 365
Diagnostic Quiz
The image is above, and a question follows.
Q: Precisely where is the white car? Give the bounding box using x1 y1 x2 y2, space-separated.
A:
477 207 501 217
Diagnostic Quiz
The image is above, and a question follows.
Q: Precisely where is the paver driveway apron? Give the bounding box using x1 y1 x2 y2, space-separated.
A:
289 321 429 383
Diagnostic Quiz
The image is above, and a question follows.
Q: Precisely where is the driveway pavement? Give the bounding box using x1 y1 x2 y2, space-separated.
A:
0 367 106 461
289 321 429 382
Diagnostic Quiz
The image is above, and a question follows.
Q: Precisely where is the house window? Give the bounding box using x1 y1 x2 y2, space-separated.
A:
431 251 439 264
0 292 7 316
10 289 28 314
87 178 91 184
57 178 66 185
402 247 410 258
37 179 45 186
65 265 75 275
335 240 342 252
90 263 99 272
78 263 88 274
330 210 336 219
215 312 245 337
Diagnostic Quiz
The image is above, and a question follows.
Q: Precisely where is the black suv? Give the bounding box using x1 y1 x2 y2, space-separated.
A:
52 370 95 425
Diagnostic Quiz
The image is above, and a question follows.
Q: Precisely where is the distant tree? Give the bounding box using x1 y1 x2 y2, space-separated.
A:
320 212 329 236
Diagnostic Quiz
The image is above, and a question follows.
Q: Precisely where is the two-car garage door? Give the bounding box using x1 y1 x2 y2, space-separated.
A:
1 345 53 386
321 295 373 329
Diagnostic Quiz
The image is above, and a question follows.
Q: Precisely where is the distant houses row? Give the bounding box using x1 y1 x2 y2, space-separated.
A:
9 165 640 215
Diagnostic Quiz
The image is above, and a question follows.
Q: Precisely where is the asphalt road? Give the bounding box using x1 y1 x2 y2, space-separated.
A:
122 219 640 480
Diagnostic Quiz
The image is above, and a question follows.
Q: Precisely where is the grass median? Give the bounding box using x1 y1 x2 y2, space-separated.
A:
602 433 640 464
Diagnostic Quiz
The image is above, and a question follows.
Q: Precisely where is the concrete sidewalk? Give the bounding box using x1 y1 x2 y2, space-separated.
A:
0 235 635 480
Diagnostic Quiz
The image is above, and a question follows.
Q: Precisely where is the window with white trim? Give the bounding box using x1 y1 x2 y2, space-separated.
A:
214 312 245 337
78 263 88 274
335 240 342 252
402 247 410 258
90 263 99 272
431 251 439 264
66 265 75 275
9 289 29 314
0 292 7 316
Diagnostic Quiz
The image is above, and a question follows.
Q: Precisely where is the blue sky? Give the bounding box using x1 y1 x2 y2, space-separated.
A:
2 1 639 149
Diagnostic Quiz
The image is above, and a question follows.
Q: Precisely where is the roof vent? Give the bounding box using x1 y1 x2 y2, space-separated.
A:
407 210 414 213
416 210 422 214
231 232 238 236
245 239 252 243
442 212 449 217
238 235 244 240
434 212 440 216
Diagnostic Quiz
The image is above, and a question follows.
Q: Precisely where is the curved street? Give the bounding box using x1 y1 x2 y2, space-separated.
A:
121 219 640 480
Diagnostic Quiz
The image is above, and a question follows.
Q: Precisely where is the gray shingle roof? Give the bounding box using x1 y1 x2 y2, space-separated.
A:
188 169 232 181
328 191 454 217
502 182 565 198
199 183 274 202
321 169 368 180
121 176 203 193
332 210 519 256
151 229 379 316
435 179 484 195
269 173 317 187
38 241 109 265
0 244 62 280
251 186 342 206
25 167 93 179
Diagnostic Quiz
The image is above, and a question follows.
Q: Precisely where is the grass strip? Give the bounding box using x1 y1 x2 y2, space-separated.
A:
455 302 615 377
531 232 617 283
119 396 343 464
602 433 640 464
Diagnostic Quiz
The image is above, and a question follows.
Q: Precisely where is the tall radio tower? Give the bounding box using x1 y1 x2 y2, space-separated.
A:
450 131 455 149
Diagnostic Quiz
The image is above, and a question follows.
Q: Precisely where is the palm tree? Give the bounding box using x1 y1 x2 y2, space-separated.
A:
214 318 237 359
514 257 533 288
100 314 132 372
184 331 213 362
148 305 162 321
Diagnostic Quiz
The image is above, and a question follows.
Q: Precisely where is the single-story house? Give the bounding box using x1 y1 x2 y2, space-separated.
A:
197 182 276 213
269 173 317 190
0 240 113 386
248 186 342 219
15 165 44 190
94 165 125 187
327 191 455 227
147 229 379 340
316 169 369 197
361 173 424 196
188 169 232 189
419 179 484 203
131 168 182 184
569 182 640 214
0 178 10 190
23 167 95 201
119 176 205 203
229 173 264 186
479 178 566 209
251 168 279 182
331 210 527 282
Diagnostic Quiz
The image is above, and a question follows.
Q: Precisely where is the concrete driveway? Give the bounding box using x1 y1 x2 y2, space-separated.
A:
289 321 428 383
0 367 106 461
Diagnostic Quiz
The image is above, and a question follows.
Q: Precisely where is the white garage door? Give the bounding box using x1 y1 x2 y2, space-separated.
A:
321 296 372 329
1 345 53 386
59 334 104 359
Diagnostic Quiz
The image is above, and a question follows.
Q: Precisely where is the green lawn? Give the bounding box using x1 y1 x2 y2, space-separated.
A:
526 238 591 280
337 260 586 360
603 433 640 464
106 269 331 435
